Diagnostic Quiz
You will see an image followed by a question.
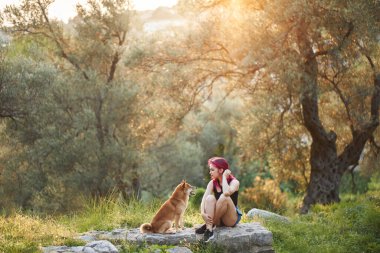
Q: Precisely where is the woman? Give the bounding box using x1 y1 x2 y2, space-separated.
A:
196 157 242 242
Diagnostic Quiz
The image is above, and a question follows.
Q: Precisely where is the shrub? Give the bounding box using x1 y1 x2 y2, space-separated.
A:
190 188 205 210
240 176 287 213
339 171 371 194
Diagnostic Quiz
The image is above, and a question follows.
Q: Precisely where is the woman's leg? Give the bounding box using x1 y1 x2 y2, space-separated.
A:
204 194 216 230
214 195 238 227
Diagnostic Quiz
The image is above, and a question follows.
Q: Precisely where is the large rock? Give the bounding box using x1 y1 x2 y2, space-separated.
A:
127 222 274 253
247 208 289 223
212 223 274 253
75 222 274 253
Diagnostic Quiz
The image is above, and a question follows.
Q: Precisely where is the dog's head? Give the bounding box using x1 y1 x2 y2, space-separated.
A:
180 180 196 196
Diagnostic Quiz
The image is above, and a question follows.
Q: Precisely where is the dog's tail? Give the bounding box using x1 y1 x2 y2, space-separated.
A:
140 223 153 233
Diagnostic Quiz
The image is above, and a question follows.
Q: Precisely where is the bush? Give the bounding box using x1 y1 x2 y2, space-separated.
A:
240 176 287 213
190 188 205 210
339 171 371 194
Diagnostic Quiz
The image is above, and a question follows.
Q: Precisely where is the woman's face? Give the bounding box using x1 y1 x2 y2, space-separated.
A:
209 164 222 179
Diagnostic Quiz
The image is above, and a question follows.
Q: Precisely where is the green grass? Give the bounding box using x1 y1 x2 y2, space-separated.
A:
263 191 380 253
1 190 379 253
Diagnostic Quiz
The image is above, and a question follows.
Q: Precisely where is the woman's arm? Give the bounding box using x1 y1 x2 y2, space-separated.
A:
222 169 240 197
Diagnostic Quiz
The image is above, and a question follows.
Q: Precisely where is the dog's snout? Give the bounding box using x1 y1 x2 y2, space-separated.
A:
189 186 197 196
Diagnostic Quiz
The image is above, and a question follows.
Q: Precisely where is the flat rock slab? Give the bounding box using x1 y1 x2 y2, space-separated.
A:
216 223 273 245
127 227 196 245
127 222 274 253
77 222 274 253
78 229 128 242
213 223 274 253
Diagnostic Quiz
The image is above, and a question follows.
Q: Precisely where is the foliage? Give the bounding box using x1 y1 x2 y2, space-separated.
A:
0 0 165 212
0 32 247 212
0 49 142 211
238 160 268 189
369 173 380 192
189 187 205 210
176 0 380 211
139 134 205 196
0 0 252 212
241 177 288 213
339 170 371 194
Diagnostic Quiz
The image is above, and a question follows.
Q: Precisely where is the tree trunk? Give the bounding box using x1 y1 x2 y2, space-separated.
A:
300 139 341 214
299 74 343 213
296 20 380 213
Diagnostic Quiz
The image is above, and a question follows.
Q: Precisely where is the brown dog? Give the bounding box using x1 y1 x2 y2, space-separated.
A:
140 180 195 233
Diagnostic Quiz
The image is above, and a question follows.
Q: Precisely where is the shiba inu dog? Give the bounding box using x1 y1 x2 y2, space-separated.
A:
140 180 196 233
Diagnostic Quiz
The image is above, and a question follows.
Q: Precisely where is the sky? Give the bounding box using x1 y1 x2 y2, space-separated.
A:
0 0 179 22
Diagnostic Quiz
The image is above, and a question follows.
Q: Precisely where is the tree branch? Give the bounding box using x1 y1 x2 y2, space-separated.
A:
297 18 335 144
313 22 354 58
320 71 355 134
369 135 380 154
36 0 89 80
107 30 127 83
338 53 380 171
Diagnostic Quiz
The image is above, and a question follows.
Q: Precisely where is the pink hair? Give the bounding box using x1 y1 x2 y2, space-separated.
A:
208 157 235 188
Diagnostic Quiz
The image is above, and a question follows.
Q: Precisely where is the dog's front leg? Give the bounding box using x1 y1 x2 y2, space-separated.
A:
179 213 184 230
174 214 181 232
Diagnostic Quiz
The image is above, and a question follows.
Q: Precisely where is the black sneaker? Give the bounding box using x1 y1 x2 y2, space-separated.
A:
195 224 207 234
203 229 214 242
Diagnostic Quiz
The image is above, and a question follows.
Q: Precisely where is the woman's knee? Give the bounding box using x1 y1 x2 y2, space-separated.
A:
216 194 231 204
205 194 216 204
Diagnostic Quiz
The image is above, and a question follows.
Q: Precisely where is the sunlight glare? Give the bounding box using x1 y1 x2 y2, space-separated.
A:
0 0 179 22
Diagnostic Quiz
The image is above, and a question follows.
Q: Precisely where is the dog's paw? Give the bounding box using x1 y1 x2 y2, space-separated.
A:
165 228 176 234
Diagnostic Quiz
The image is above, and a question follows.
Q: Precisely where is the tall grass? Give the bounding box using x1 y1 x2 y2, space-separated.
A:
0 213 80 253
61 195 157 232
60 193 204 233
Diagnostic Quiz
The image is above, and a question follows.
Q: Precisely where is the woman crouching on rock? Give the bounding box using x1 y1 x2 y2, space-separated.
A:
196 157 242 242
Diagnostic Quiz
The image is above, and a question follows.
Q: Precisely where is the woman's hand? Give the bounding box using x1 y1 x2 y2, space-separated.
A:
223 169 231 177
201 212 213 224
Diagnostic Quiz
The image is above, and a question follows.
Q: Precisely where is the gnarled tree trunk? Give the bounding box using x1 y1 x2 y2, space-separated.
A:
297 20 380 213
